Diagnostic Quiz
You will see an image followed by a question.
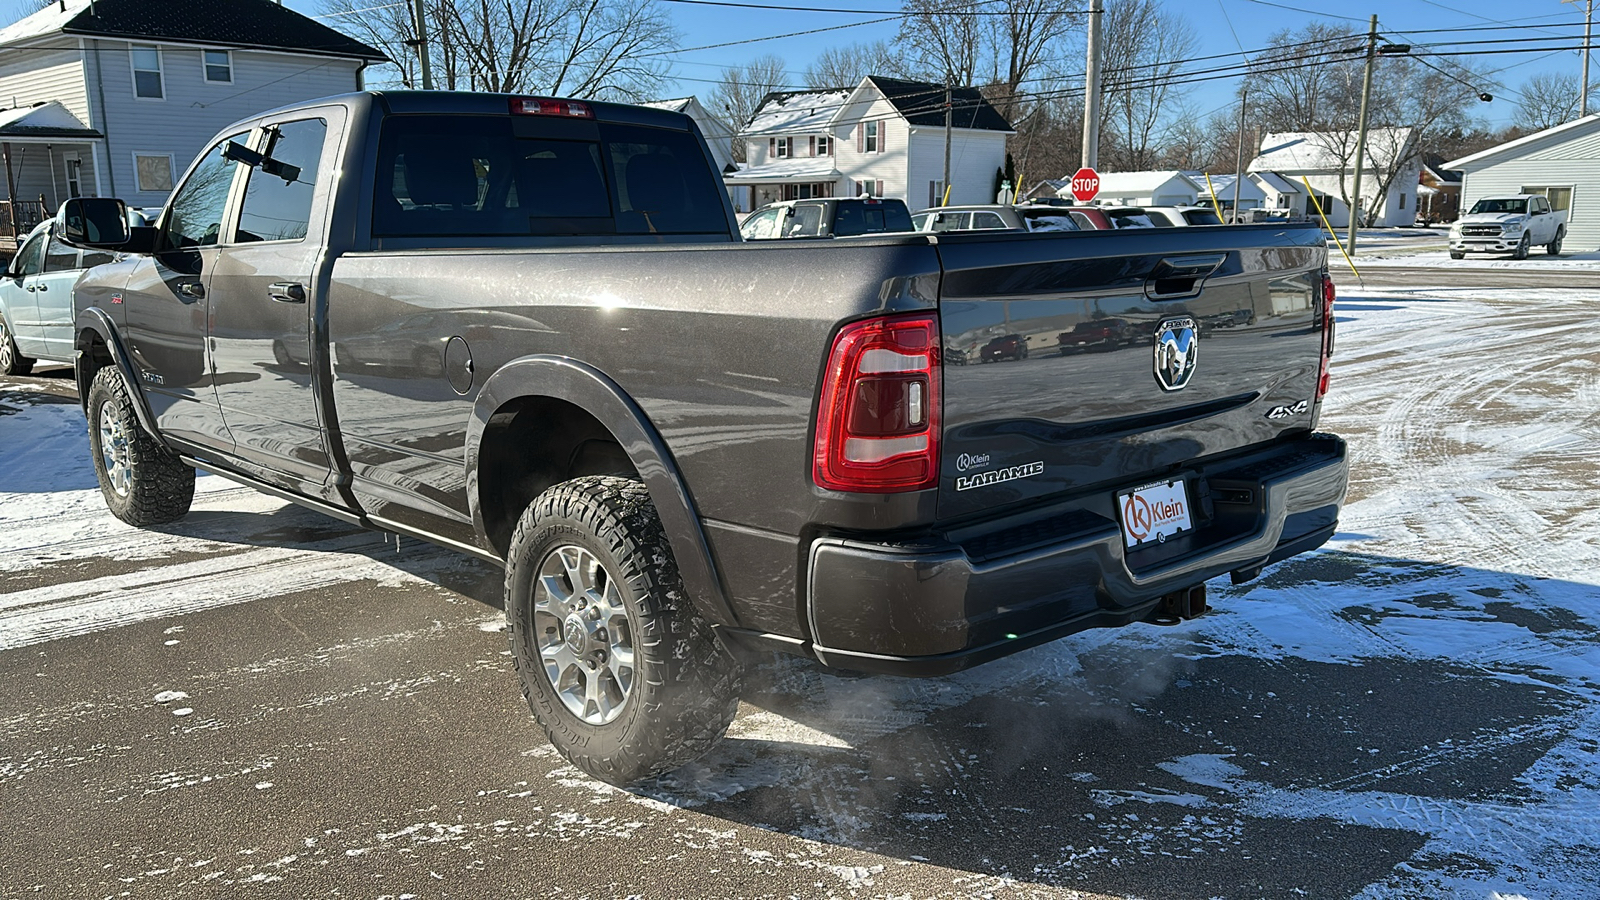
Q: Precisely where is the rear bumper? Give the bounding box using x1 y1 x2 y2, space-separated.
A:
805 433 1348 676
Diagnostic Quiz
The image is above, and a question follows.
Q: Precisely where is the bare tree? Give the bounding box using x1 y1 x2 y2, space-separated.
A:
1246 23 1363 133
710 55 790 162
320 0 677 100
804 41 900 89
1097 0 1196 170
896 0 1081 121
1514 71 1588 132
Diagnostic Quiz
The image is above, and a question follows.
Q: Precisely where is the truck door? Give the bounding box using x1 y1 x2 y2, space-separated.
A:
119 131 250 451
3 231 47 356
206 112 340 492
35 233 101 362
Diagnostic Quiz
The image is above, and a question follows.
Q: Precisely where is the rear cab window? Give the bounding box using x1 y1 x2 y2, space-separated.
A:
831 199 913 237
373 114 730 240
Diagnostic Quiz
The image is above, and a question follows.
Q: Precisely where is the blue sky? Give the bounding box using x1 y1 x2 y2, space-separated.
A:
287 0 1596 127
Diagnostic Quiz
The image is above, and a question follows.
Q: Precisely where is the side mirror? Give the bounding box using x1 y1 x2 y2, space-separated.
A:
61 198 131 247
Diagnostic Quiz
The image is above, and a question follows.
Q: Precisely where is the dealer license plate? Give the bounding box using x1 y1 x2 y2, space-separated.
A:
1117 479 1194 549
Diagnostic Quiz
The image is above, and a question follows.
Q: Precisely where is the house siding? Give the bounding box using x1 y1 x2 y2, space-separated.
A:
0 47 90 123
87 39 360 206
906 128 1004 208
834 96 904 199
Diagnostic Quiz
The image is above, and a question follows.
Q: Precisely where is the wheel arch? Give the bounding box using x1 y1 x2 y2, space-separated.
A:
468 356 737 628
74 308 161 440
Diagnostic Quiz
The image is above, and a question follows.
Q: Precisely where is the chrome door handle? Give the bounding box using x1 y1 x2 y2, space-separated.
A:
268 282 306 304
178 282 205 300
34 284 46 291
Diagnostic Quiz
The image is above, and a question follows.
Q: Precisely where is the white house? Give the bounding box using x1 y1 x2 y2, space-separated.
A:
1063 170 1201 207
1446 114 1600 251
0 0 384 233
1248 129 1421 228
725 76 1012 213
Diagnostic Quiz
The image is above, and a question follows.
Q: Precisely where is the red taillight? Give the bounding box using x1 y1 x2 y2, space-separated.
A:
510 97 594 119
1317 273 1335 399
814 314 940 493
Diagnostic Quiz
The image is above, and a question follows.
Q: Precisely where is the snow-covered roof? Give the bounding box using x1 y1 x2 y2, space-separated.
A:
1444 114 1600 170
1250 129 1415 174
0 0 89 46
722 157 840 185
0 101 99 139
1077 170 1200 198
1251 171 1301 194
742 89 851 136
1196 173 1265 202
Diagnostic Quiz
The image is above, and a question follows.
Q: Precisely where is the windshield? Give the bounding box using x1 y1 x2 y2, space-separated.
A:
1469 198 1527 215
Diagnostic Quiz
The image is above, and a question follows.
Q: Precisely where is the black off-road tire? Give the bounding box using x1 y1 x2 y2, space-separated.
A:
1449 251 1465 260
506 475 740 785
1513 234 1530 260
0 314 34 376
1548 227 1564 256
85 366 195 526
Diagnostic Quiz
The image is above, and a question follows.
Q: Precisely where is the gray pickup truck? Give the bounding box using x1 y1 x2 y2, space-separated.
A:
63 91 1347 785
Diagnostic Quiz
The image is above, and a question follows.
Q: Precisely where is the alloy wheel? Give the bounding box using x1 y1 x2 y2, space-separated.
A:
532 544 636 725
97 403 133 497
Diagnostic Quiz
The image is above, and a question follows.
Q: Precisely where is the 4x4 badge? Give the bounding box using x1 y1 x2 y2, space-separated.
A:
1154 317 1198 391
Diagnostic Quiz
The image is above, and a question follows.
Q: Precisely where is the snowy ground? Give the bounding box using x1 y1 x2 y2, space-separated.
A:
2 276 1599 897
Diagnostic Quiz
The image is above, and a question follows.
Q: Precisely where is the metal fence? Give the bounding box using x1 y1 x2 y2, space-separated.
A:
1 198 48 240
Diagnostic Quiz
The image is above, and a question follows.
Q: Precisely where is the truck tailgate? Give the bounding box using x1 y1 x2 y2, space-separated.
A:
934 225 1328 521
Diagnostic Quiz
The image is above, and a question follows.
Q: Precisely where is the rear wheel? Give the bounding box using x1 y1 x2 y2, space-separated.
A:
1548 227 1564 255
0 314 34 376
86 367 195 525
505 475 739 785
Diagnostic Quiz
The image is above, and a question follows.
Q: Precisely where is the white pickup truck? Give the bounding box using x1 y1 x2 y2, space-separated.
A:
1449 194 1565 259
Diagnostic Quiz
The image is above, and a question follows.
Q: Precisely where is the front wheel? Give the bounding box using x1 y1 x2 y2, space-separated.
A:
1449 251 1465 260
0 314 34 376
506 476 739 785
1548 227 1564 256
1513 234 1530 260
86 367 195 526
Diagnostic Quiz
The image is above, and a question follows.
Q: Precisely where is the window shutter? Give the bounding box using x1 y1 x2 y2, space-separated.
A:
876 180 884 198
809 136 816 157
769 138 775 156
879 124 886 153
857 126 864 153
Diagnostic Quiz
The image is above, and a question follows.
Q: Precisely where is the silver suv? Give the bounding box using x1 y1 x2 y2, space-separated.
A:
910 203 1082 233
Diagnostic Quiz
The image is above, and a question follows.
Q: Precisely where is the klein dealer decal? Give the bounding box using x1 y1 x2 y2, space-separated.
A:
955 461 1044 492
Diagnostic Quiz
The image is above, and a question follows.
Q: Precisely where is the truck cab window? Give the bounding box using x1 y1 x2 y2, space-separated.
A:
164 132 249 250
236 118 327 243
12 232 46 276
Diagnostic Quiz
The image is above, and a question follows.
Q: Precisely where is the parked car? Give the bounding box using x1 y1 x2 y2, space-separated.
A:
1449 195 1564 259
740 196 914 240
910 203 1082 234
1097 206 1163 229
63 90 1346 787
1058 318 1136 353
0 220 116 375
1141 206 1225 227
1066 207 1115 230
981 333 1029 362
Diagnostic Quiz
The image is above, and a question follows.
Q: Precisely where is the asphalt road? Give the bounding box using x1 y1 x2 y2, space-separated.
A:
3 266 1598 898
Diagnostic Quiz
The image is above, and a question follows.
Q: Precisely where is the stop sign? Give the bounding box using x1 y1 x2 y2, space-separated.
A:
1070 167 1100 203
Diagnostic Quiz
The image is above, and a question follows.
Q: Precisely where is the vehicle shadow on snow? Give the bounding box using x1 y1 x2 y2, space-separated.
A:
630 548 1599 900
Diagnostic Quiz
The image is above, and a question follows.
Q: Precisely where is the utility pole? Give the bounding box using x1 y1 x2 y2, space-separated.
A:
1347 14 1378 254
409 0 434 90
1082 0 1104 170
1569 0 1595 117
1232 88 1248 222
942 83 953 206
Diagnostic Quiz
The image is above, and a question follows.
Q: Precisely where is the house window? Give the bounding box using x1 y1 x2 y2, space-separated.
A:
929 180 944 207
854 179 883 198
864 121 879 153
776 137 790 159
64 155 82 198
204 50 232 83
1399 193 1406 210
134 153 174 193
816 135 831 156
131 45 163 99
1521 185 1573 212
